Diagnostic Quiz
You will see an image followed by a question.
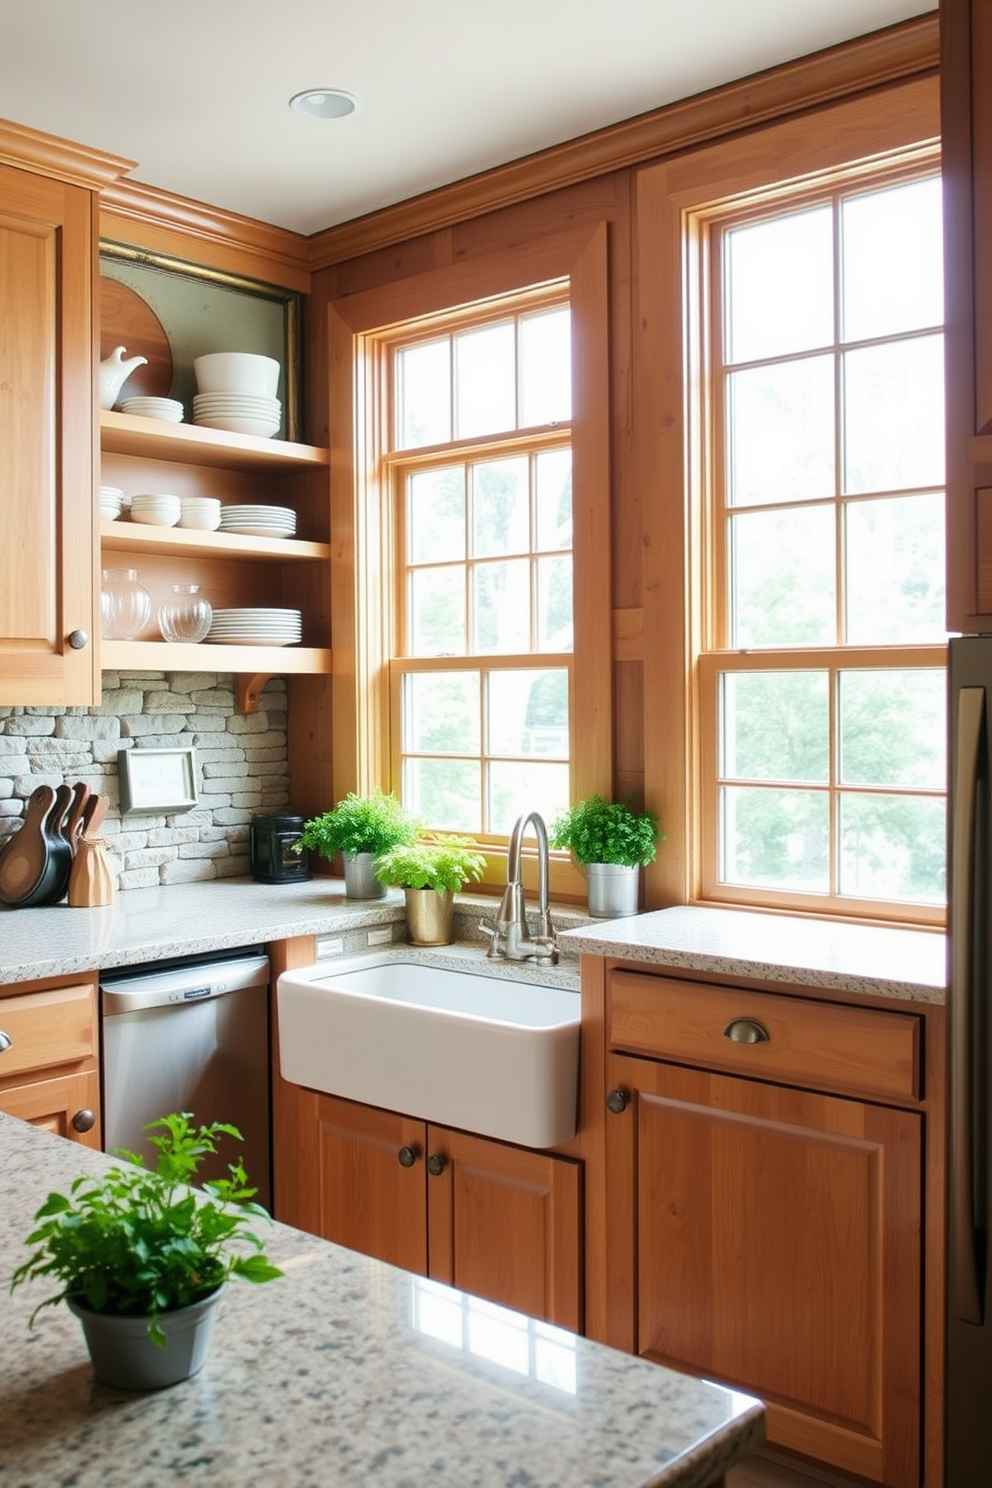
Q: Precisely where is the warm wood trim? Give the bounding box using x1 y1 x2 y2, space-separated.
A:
306 17 937 269
101 180 311 293
635 75 941 914
267 934 316 1224
613 608 644 662
0 117 133 190
329 222 613 810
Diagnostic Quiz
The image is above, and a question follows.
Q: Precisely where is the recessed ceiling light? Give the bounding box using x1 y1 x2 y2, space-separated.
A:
289 89 357 120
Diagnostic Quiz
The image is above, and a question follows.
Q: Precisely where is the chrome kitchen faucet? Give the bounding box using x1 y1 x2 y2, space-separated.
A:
480 810 559 964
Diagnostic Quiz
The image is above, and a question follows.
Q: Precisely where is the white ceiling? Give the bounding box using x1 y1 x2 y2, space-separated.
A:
1 0 935 237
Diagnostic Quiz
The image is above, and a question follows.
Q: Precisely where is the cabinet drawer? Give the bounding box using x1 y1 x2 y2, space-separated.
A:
0 981 97 1082
607 971 921 1104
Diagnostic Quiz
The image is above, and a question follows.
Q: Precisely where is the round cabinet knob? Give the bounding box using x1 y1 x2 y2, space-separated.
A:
71 1108 96 1133
723 1018 770 1045
397 1144 419 1168
0 1030 11 1054
67 629 89 650
426 1153 448 1177
606 1088 629 1114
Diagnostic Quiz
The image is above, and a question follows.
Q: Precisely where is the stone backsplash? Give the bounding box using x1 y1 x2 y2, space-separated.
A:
0 672 289 892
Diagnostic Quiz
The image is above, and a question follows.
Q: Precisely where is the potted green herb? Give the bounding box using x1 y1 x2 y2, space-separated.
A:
550 794 662 917
374 833 487 945
11 1112 281 1391
297 789 419 899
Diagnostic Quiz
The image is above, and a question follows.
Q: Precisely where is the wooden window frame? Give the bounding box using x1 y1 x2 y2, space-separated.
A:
328 225 611 896
634 74 943 924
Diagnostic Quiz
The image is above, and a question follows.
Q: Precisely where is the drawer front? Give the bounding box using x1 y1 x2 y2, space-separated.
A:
0 981 97 1082
608 971 921 1103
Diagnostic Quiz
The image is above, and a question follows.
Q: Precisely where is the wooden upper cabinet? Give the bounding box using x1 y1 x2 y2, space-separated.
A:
942 0 992 627
0 165 96 702
0 128 130 706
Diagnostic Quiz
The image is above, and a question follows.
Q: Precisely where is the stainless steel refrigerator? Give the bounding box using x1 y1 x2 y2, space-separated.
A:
947 634 992 1483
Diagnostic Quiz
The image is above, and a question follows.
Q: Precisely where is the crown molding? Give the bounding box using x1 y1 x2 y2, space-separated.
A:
101 177 311 292
0 117 133 190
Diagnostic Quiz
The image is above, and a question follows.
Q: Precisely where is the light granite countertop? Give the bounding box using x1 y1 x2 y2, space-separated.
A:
0 1113 765 1488
561 905 947 1004
0 878 946 1004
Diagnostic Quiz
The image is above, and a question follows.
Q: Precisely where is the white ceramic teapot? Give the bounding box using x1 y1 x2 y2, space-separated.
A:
99 346 148 410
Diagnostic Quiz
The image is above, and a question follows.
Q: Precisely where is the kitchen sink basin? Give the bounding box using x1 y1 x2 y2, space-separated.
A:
277 954 581 1149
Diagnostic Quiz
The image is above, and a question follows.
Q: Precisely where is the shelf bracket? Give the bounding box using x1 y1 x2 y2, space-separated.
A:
236 673 272 714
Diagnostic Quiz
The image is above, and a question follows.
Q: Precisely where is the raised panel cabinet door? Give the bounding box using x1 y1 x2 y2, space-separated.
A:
605 1054 921 1488
311 1093 428 1275
0 1069 100 1148
0 164 97 705
426 1126 582 1331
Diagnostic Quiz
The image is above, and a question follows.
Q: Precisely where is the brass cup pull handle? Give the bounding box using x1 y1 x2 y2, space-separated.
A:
426 1153 448 1177
397 1144 419 1169
0 1030 11 1054
724 1017 770 1045
606 1088 629 1114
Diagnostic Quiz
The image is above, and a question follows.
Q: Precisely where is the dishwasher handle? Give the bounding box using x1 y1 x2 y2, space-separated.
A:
100 954 269 1015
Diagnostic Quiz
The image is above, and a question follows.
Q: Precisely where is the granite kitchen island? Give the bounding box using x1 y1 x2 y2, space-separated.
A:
0 1114 764 1488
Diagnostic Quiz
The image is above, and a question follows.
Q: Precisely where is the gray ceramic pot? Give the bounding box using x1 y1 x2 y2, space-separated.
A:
68 1286 223 1390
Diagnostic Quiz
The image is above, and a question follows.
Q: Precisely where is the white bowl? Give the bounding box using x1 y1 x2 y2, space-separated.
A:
193 353 280 398
193 414 280 438
179 496 222 531
130 506 180 527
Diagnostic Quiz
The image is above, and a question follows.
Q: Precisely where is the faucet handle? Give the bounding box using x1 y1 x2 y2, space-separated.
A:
478 920 502 958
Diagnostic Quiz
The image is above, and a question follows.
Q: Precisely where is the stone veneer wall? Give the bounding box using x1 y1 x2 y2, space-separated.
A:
0 671 289 891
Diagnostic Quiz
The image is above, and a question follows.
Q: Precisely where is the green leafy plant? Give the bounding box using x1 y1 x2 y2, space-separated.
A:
549 794 663 867
297 789 419 861
11 1113 282 1346
374 833 487 893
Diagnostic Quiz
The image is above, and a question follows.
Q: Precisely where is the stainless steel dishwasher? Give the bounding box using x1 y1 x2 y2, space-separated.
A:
100 951 271 1211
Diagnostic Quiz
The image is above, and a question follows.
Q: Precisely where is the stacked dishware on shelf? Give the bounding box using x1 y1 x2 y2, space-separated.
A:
179 496 222 531
205 608 302 647
98 485 126 521
192 352 281 439
119 395 185 423
129 492 181 527
218 504 296 538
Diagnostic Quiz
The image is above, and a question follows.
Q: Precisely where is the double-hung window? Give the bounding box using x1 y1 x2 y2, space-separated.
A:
697 170 947 921
385 291 574 836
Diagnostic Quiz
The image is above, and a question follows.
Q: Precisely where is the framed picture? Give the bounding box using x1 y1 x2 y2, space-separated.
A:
118 747 199 815
99 241 302 441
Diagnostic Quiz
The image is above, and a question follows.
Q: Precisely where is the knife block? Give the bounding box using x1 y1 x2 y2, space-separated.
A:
68 837 116 908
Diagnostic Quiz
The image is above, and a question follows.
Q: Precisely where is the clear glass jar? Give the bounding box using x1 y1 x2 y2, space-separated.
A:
100 568 151 641
157 584 213 644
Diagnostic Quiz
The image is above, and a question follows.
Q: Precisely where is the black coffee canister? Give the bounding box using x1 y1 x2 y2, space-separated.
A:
250 815 310 884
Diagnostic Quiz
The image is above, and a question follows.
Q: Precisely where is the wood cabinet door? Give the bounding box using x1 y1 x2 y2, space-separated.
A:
0 164 98 704
426 1126 582 1331
309 1092 428 1275
0 1069 100 1148
605 1054 921 1488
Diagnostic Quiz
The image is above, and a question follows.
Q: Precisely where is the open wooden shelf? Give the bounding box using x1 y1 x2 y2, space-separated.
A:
100 640 332 675
100 410 329 471
100 519 330 563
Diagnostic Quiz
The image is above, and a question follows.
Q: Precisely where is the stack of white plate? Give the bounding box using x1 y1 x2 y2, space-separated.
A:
120 396 185 423
218 504 296 538
98 485 125 521
130 492 181 527
192 393 281 439
205 607 302 647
